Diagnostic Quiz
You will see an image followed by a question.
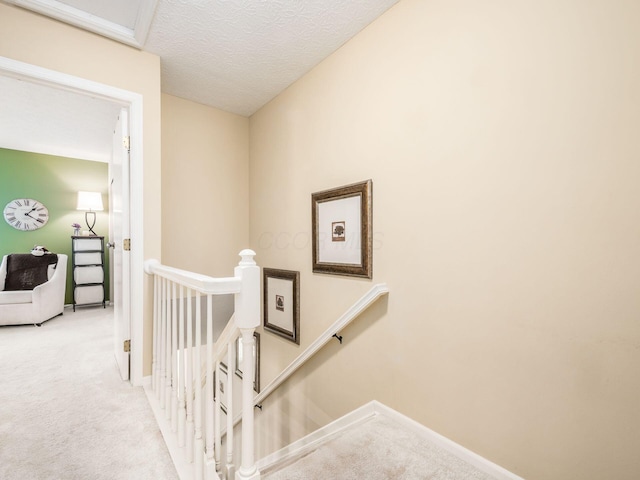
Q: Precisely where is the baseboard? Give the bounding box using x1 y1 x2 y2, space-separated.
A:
257 400 524 480
257 401 378 472
143 383 196 480
370 401 524 480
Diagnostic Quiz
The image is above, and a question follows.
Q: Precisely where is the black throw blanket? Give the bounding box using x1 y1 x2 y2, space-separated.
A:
4 254 59 291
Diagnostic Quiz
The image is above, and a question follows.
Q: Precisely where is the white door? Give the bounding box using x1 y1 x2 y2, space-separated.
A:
109 108 131 381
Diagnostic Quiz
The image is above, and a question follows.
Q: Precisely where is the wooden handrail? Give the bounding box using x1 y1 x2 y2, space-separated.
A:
254 283 389 406
145 250 260 480
144 259 242 295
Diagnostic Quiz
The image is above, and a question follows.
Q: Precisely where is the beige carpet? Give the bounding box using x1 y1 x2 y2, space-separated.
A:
263 415 498 480
0 306 178 480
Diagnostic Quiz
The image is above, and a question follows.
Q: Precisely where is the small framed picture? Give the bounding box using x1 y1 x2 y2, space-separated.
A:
263 268 300 345
235 331 261 393
312 179 372 278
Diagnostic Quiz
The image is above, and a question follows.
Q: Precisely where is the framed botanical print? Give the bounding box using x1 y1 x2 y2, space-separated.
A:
263 268 300 345
311 179 372 279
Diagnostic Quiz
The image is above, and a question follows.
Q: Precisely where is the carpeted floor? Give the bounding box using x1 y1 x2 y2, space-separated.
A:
263 415 498 480
0 306 178 480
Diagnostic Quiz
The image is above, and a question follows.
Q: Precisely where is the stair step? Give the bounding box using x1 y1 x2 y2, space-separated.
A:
262 415 500 480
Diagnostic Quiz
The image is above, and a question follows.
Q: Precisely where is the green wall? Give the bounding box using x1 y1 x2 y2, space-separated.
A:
0 148 109 304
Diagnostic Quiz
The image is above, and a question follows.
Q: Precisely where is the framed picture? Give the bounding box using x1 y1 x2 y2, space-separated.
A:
235 331 261 393
263 268 300 345
311 179 372 278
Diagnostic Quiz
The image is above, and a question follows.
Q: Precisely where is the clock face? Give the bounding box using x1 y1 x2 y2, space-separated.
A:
3 198 50 231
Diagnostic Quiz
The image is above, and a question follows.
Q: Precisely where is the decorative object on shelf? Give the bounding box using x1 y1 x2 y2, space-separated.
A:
311 179 373 278
76 191 104 236
3 198 49 231
263 268 300 345
71 235 106 311
235 331 261 393
71 222 81 236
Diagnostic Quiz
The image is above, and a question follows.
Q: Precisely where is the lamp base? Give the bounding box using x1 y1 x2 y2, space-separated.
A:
85 211 97 236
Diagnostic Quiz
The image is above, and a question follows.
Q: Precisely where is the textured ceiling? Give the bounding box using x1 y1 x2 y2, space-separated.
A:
144 0 400 116
0 0 399 161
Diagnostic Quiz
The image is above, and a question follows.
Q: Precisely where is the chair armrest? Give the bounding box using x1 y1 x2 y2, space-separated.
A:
32 255 68 320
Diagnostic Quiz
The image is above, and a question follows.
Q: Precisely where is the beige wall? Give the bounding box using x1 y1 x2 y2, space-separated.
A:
161 94 250 275
249 0 640 478
0 3 162 376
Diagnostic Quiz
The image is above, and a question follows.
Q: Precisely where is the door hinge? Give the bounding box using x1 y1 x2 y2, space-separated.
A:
123 136 130 153
123 238 131 251
123 339 131 353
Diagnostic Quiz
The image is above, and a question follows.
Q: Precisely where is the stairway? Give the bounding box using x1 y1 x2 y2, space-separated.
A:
259 402 521 480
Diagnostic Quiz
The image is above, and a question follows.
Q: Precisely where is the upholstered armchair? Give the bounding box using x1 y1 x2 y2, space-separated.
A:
0 254 67 326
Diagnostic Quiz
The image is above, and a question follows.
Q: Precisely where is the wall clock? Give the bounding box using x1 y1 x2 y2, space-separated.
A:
3 198 50 231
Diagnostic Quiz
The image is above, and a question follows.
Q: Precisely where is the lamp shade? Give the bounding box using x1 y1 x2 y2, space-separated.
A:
77 191 104 211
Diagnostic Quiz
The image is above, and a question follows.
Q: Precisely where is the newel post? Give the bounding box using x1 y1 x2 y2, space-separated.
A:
234 250 261 480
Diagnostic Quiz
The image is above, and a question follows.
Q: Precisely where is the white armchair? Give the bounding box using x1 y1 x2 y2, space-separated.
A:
0 254 67 326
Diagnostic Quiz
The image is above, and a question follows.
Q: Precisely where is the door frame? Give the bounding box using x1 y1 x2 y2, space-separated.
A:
0 56 145 386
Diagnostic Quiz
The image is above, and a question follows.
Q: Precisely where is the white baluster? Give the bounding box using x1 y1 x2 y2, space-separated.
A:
194 291 204 480
205 294 216 479
171 281 178 431
159 277 167 407
235 250 260 480
186 287 194 462
225 338 235 480
152 275 158 392
165 280 173 420
156 278 167 402
214 361 222 473
178 284 186 447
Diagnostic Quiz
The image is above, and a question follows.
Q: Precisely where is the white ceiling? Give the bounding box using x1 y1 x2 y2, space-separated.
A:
0 0 399 161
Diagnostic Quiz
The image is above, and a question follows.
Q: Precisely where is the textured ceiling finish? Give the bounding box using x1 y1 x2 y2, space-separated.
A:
0 76 121 162
144 0 400 116
0 0 400 160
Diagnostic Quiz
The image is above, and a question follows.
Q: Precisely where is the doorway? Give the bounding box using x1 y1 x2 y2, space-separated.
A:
0 56 145 385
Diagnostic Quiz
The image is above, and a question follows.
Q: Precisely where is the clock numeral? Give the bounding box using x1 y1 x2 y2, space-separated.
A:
37 207 44 211
15 200 22 206
7 216 16 223
36 218 44 224
25 199 30 206
24 223 31 230
6 206 16 210
39 213 47 217
15 220 22 228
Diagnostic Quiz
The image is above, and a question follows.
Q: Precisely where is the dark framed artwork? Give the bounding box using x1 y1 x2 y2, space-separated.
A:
263 268 300 345
311 179 372 279
235 331 261 393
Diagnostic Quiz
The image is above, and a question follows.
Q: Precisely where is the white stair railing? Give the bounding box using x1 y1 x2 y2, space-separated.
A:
145 250 261 480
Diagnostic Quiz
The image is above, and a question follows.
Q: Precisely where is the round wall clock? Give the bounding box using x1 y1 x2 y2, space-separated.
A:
3 198 50 231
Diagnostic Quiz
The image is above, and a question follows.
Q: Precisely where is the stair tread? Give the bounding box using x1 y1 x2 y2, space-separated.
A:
263 415 498 480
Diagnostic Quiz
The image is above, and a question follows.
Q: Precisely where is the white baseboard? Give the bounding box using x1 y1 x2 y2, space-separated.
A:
257 401 378 472
371 401 524 480
143 383 197 480
257 400 524 480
